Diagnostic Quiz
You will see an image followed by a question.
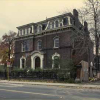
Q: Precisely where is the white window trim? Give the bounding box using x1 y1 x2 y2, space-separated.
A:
53 37 59 48
21 43 26 52
59 19 63 27
20 56 26 69
25 29 27 35
37 40 42 50
68 16 71 25
38 25 42 33
31 51 44 70
52 52 60 69
63 16 68 26
54 19 60 28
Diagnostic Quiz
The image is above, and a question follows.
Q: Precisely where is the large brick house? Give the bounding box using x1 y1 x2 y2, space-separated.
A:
14 9 93 70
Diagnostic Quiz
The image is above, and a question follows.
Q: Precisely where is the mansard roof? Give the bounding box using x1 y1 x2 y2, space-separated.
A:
17 12 73 29
17 23 35 29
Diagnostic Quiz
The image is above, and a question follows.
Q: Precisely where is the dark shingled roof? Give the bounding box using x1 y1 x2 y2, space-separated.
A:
17 12 73 29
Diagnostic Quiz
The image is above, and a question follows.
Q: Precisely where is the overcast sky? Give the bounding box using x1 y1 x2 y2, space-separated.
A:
0 0 85 38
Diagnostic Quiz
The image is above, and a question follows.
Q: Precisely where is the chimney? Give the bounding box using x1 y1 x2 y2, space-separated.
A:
84 21 88 32
73 9 78 18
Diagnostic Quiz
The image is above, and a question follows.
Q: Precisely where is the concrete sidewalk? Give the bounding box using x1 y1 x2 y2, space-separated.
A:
0 80 100 89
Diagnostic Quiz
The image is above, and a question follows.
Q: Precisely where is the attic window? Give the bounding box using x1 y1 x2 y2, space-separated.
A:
42 24 46 30
38 25 42 32
30 27 32 33
23 29 25 35
55 20 59 27
20 30 22 35
52 22 55 28
63 17 68 25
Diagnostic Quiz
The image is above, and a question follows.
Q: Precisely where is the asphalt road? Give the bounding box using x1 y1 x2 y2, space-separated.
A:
0 83 100 100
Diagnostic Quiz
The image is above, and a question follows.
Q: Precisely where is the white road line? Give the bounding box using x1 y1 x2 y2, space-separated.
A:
0 84 23 87
0 89 60 97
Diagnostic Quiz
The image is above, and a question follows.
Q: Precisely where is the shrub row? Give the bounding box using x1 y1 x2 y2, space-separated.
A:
9 68 76 82
0 67 76 82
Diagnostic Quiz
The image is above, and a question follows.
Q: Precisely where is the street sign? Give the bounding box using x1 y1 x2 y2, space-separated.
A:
7 62 11 67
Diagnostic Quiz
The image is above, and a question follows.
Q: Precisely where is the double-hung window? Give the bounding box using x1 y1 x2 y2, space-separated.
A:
21 41 29 52
54 37 59 48
37 40 42 50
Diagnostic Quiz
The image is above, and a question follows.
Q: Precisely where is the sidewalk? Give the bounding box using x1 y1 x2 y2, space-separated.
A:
0 80 100 89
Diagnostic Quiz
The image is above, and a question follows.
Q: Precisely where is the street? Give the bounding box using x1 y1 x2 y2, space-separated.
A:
0 83 100 100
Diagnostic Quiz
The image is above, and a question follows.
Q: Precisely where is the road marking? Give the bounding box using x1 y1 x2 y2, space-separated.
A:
0 84 23 87
0 89 61 97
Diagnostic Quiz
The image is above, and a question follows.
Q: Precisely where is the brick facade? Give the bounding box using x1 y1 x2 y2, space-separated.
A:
14 9 93 70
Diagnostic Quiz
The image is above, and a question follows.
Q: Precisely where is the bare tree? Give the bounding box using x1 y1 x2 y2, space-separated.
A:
78 0 100 73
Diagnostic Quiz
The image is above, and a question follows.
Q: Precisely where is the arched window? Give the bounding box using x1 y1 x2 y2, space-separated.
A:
22 58 25 68
52 53 60 69
55 20 59 27
54 37 59 48
63 17 68 25
37 40 42 50
54 56 60 68
20 56 26 69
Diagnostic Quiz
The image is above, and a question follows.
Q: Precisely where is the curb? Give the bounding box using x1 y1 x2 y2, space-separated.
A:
0 80 100 89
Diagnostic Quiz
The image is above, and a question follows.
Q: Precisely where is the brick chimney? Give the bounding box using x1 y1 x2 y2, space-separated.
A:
73 9 78 18
84 21 88 32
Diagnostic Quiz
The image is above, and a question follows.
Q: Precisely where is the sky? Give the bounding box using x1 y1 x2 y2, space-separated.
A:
0 0 85 38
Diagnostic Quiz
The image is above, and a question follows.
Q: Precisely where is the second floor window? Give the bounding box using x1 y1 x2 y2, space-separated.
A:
37 40 42 50
21 41 29 52
54 37 59 48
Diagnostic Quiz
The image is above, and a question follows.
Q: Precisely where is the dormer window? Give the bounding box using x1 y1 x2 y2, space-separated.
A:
34 25 37 33
20 30 22 36
49 22 52 29
63 17 68 25
23 29 25 35
38 25 42 32
60 23 62 27
52 22 55 29
30 27 32 33
55 20 59 27
42 24 46 30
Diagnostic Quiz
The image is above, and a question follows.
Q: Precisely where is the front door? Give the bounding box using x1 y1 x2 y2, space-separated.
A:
35 57 40 69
